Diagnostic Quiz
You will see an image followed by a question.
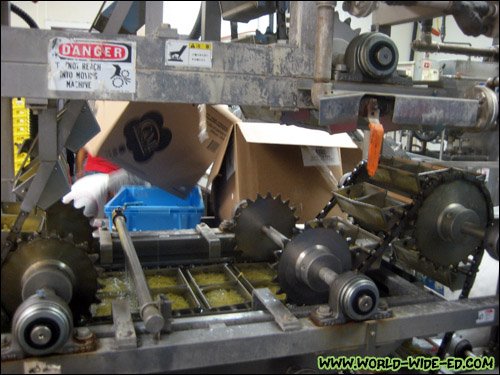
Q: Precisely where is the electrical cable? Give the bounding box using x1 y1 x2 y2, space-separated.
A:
188 4 202 40
10 3 39 29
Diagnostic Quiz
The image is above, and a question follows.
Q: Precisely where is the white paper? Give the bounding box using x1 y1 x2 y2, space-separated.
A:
301 146 340 167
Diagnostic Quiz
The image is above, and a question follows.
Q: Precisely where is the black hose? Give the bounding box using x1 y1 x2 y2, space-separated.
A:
188 4 202 40
10 3 39 29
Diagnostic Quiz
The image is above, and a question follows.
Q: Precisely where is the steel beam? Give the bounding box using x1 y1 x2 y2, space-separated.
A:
1 296 497 372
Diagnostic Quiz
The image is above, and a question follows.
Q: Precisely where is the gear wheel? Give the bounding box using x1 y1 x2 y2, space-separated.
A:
45 201 95 252
277 226 351 305
415 179 489 266
234 193 297 261
1 236 98 318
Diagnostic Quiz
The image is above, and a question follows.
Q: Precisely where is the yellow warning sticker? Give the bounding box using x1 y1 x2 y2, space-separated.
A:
189 42 211 50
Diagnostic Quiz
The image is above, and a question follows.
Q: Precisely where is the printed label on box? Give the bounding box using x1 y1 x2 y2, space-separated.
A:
301 146 340 167
476 308 495 324
48 38 136 93
165 40 212 68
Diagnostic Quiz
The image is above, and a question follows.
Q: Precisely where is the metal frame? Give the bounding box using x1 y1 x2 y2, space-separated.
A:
1 2 499 370
1 295 497 372
0 5 479 107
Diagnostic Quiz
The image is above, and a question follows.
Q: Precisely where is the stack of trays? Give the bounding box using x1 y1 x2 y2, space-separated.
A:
186 264 252 311
232 263 286 301
11 98 30 174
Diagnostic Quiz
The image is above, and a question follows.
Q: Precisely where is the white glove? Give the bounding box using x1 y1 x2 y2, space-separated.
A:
62 173 110 218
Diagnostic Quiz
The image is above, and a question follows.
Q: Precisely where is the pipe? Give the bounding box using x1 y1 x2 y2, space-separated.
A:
188 4 202 40
411 40 499 59
318 267 338 286
314 1 336 83
461 222 486 239
113 211 164 334
439 130 445 160
312 1 336 108
261 225 290 249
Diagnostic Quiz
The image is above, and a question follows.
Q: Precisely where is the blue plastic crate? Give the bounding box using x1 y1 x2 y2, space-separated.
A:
105 186 204 231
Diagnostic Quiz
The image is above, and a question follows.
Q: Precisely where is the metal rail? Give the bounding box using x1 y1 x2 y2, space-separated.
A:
113 210 164 334
1 295 497 373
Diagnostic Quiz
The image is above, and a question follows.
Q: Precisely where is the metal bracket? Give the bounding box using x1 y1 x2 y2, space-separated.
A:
196 223 221 259
99 227 113 265
252 288 301 332
318 91 364 133
156 293 173 333
365 321 377 353
112 300 137 349
310 304 345 326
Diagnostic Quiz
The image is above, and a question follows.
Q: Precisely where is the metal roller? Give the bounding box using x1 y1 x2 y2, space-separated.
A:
12 288 73 356
345 32 399 79
278 228 351 304
277 227 379 320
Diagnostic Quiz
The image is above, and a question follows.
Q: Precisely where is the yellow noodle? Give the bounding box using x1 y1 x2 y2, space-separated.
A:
193 272 228 285
267 285 287 301
165 293 190 310
93 299 112 317
147 275 178 288
98 276 129 293
239 266 275 281
205 288 245 307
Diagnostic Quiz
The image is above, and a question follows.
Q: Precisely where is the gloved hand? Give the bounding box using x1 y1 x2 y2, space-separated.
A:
62 173 110 218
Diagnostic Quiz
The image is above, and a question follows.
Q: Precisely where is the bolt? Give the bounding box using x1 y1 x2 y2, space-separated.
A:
2 336 11 346
357 295 373 313
317 305 332 316
76 327 92 340
30 325 52 345
376 46 393 66
36 289 46 298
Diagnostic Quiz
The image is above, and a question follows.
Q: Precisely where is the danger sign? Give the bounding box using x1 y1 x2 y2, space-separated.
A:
58 42 129 61
48 38 136 93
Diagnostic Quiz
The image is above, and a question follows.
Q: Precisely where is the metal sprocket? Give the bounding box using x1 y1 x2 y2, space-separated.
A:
1 236 98 318
45 201 94 252
234 193 297 261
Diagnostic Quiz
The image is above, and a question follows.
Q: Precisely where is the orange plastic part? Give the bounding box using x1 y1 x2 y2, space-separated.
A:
367 122 384 176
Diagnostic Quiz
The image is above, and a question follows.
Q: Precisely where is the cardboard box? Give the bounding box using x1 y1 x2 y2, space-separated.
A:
208 107 359 223
86 101 231 198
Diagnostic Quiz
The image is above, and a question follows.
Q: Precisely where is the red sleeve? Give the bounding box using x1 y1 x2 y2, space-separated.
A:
84 153 120 174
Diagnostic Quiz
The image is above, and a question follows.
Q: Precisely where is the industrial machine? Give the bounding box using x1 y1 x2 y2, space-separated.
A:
1 1 499 373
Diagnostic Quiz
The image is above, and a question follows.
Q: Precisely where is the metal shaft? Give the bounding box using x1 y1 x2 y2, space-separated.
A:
318 267 338 286
261 225 290 249
464 349 477 358
411 40 499 59
314 1 336 83
312 1 336 108
114 214 164 333
461 221 486 239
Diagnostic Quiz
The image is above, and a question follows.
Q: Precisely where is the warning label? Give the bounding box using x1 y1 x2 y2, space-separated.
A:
476 308 495 324
48 38 136 93
165 40 212 68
